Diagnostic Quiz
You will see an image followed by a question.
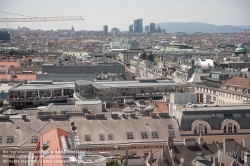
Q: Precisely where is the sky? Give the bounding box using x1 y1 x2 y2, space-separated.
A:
0 0 250 31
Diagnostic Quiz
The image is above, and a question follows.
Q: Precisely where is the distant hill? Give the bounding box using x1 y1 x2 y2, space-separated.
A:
156 22 250 33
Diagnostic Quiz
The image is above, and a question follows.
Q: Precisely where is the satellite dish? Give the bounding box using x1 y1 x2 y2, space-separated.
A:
10 71 17 78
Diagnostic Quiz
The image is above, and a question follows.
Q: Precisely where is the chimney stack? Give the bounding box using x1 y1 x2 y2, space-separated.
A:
168 137 174 149
170 149 175 159
243 137 250 150
213 156 218 166
199 136 204 146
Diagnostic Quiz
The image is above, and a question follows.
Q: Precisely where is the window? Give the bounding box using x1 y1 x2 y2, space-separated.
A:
234 125 237 133
108 134 114 140
167 124 173 129
42 151 51 158
204 126 207 134
199 124 203 134
169 131 175 138
224 113 233 118
241 112 246 118
141 132 148 139
228 123 232 133
85 135 91 141
0 136 2 143
224 126 226 133
152 131 159 138
194 126 197 134
31 136 38 143
6 136 14 143
211 113 216 118
126 132 134 139
99 134 105 141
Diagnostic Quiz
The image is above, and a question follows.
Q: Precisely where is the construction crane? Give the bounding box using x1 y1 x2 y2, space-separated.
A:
0 16 84 22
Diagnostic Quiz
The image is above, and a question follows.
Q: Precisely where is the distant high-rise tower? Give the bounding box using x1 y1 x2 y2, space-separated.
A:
71 25 74 31
103 25 108 35
138 19 143 33
150 23 155 33
134 20 139 33
111 28 119 36
145 25 149 33
129 25 133 33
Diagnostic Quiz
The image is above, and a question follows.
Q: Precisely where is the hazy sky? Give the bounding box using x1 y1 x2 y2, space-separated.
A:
0 0 250 31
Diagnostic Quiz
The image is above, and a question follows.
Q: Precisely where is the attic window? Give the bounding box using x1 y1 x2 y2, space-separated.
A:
6 136 14 143
141 132 148 139
152 131 159 138
241 112 246 118
31 136 39 143
211 113 216 118
126 132 134 139
224 113 233 118
42 151 51 158
108 134 114 140
85 135 91 141
99 134 105 141
169 131 175 138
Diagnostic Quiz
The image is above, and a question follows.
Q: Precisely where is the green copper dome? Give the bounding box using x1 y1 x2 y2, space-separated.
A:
235 43 247 54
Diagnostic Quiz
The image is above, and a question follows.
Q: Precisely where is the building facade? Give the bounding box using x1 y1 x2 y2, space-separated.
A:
103 25 108 35
150 23 155 33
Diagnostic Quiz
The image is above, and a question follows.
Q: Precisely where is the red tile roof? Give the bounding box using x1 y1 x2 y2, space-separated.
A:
223 76 250 88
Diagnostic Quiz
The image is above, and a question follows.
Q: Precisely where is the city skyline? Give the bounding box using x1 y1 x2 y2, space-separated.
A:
0 0 250 31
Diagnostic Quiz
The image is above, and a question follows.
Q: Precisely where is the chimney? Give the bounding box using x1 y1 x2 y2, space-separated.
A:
223 139 235 153
170 149 175 159
231 160 236 166
198 136 204 146
245 153 250 166
213 156 218 166
125 149 128 166
168 137 174 149
180 158 184 164
184 138 196 148
243 137 250 150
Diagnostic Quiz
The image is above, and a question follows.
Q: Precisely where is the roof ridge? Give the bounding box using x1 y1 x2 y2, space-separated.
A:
18 119 52 147
97 120 129 144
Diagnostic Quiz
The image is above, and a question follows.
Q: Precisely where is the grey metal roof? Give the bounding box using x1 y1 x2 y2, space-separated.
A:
10 83 74 91
0 116 180 148
99 80 185 88
177 105 250 131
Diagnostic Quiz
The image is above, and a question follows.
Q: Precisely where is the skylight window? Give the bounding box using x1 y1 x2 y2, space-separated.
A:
126 132 134 139
31 136 39 143
211 113 216 118
167 124 173 129
241 112 246 118
169 131 175 138
108 134 114 140
152 131 159 138
85 135 91 141
224 113 233 118
42 151 51 158
99 134 105 141
141 132 148 139
6 136 14 143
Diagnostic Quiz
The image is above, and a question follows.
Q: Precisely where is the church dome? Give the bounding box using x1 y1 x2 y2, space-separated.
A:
235 43 247 54
146 52 154 62
140 51 147 60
